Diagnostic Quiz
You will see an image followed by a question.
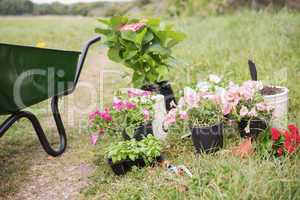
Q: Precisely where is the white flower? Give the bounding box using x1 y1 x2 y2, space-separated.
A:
196 81 211 92
208 74 221 84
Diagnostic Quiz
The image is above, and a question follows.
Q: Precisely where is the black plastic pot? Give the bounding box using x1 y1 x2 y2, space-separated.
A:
108 155 164 176
190 122 224 154
122 122 153 141
142 80 176 111
238 118 267 139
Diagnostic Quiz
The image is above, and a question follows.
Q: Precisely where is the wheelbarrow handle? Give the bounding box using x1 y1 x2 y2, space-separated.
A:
73 35 101 92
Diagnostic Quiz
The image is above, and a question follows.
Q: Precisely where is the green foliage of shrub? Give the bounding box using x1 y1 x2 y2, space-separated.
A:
95 16 186 87
106 135 161 164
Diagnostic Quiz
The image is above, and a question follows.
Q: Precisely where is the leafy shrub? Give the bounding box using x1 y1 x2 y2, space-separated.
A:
106 135 162 164
95 16 186 87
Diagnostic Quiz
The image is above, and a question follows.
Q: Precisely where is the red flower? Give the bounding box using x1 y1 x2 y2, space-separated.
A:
271 128 281 141
288 124 300 144
284 129 300 154
277 147 283 157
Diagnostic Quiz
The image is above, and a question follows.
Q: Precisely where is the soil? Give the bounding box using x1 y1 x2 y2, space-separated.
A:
261 86 284 95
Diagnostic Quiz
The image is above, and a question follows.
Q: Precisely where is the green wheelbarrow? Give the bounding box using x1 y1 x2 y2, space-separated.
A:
0 36 101 156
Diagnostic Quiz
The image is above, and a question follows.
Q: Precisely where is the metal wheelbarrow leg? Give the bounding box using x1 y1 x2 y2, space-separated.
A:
0 96 66 156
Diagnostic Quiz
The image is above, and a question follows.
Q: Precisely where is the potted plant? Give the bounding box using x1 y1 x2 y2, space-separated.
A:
256 124 300 158
165 87 224 153
88 88 155 143
261 86 289 128
248 60 289 128
222 80 273 139
106 135 162 175
95 16 186 111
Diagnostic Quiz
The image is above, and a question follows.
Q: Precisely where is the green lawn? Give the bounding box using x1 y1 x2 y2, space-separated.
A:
0 11 300 200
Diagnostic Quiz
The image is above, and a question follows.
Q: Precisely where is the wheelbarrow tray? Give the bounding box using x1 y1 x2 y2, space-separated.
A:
0 36 101 157
0 43 81 115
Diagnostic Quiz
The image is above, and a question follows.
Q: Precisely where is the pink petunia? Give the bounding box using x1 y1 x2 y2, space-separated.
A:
143 109 150 121
124 101 136 110
223 102 233 115
247 107 257 117
179 111 188 120
90 134 99 145
88 110 101 122
184 87 199 108
113 97 125 111
128 88 151 98
100 110 112 121
120 23 146 32
164 108 177 126
240 106 249 117
256 102 269 111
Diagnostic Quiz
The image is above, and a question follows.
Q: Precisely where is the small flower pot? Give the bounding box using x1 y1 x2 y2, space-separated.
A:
190 122 224 154
142 80 176 111
108 155 163 176
122 122 153 141
262 86 288 128
238 118 267 139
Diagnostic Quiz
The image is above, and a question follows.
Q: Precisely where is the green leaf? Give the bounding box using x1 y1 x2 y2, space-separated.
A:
123 50 138 60
146 18 160 27
95 27 111 36
97 18 110 25
147 43 170 56
135 28 147 46
107 48 122 62
132 72 145 88
156 65 168 80
110 16 128 29
121 31 136 43
143 31 154 44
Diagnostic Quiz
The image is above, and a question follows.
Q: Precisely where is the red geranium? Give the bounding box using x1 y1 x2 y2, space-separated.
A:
268 124 300 157
271 128 281 141
284 125 300 154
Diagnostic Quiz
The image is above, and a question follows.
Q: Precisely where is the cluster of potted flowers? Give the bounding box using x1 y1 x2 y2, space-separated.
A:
165 75 274 153
89 88 162 175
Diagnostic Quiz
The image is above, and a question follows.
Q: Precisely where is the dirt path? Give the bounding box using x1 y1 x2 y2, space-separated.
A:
2 51 125 200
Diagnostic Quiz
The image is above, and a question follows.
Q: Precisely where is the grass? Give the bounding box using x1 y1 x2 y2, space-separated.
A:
0 10 300 199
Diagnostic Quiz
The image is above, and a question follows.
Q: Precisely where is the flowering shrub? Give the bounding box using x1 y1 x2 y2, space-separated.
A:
258 124 300 157
164 86 223 129
95 16 186 87
89 88 155 144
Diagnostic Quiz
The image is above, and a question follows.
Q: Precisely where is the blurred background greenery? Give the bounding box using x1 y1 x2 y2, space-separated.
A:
0 0 299 17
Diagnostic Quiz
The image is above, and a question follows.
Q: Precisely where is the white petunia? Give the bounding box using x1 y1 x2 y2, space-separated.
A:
208 74 221 84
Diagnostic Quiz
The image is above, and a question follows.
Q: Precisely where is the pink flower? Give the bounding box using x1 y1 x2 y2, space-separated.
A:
113 97 125 111
223 102 233 115
256 102 269 111
124 101 136 110
225 84 240 105
239 86 254 100
120 22 146 32
248 107 257 117
164 108 177 126
100 110 112 121
89 110 101 122
128 88 151 98
143 109 150 121
240 106 249 117
184 87 199 107
179 111 188 120
90 134 99 145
